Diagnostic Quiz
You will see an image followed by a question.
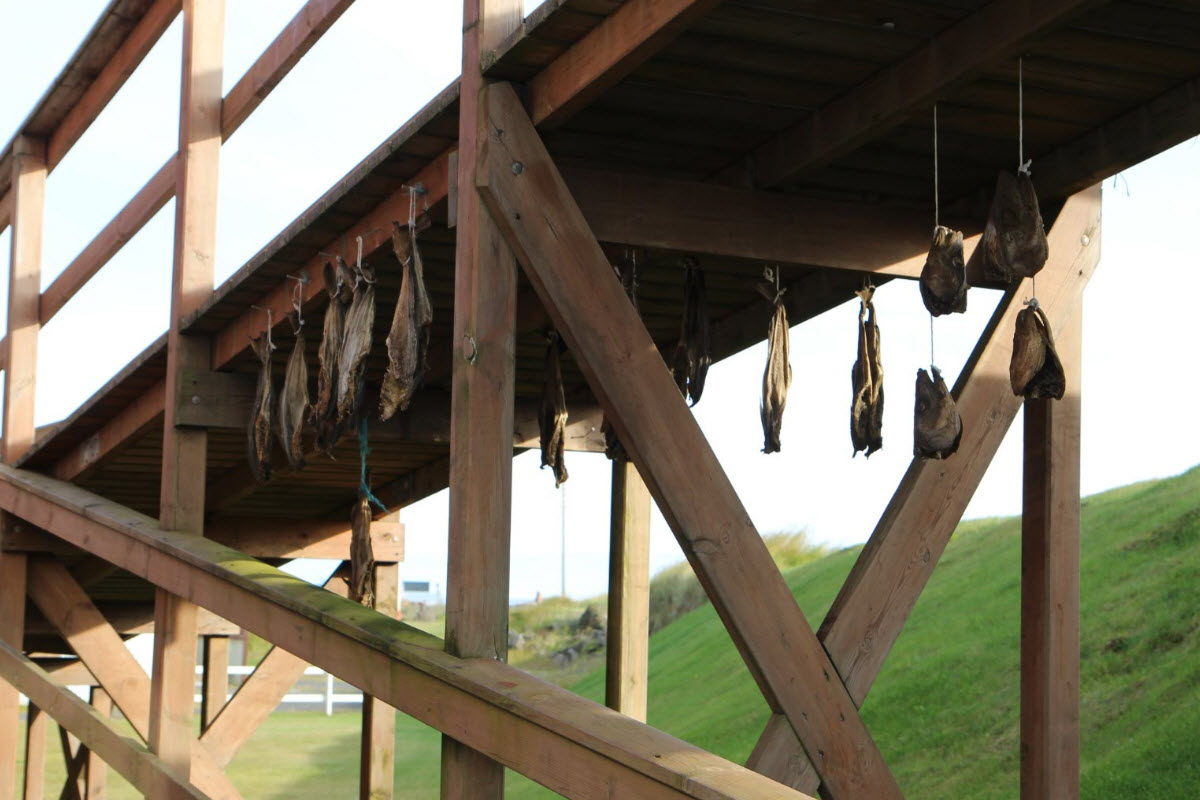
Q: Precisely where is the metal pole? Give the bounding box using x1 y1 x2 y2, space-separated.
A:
560 483 567 598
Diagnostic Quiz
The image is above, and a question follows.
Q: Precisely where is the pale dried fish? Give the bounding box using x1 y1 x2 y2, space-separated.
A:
851 287 885 457
920 226 968 316
313 261 352 454
337 261 376 425
278 312 309 471
540 330 569 486
380 221 433 421
349 486 375 607
914 367 961 460
759 272 790 454
247 330 275 482
1010 302 1064 399
981 171 1048 283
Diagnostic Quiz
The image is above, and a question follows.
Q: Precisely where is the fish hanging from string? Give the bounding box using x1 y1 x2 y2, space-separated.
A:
278 303 309 471
850 286 884 457
1010 299 1065 399
337 243 377 427
913 366 961 460
380 218 433 421
349 481 376 607
603 250 639 461
247 310 275 483
671 257 711 406
920 106 969 316
759 266 791 454
540 329 569 486
313 259 354 454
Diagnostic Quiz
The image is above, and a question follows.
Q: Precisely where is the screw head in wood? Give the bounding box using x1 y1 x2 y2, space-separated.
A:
511 161 524 175
191 395 201 405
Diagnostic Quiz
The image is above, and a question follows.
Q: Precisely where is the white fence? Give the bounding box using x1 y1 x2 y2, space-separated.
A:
196 665 362 716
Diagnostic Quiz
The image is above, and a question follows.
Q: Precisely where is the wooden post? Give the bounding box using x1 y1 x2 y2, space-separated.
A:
151 0 224 778
23 704 47 800
201 636 230 732
361 563 398 800
85 690 112 800
0 552 26 800
442 1 522 798
1021 308 1082 800
606 459 651 721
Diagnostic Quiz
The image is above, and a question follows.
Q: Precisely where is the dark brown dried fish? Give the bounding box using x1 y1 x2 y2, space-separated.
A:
759 277 791 454
336 261 376 425
313 261 352 453
920 226 968 316
851 287 885 457
349 486 375 607
540 331 568 486
914 367 961 460
247 330 275 482
1010 302 1065 399
278 312 309 471
981 171 1048 284
671 258 711 406
380 221 433 421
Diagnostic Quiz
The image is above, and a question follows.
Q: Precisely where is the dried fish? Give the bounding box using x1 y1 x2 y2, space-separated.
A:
759 272 791 453
671 258 711 405
539 330 569 486
247 330 275 482
313 261 352 453
914 367 961 460
336 261 376 426
920 226 968 316
277 312 309 471
850 287 885 457
380 221 433 421
981 171 1048 284
349 486 375 607
1010 302 1064 399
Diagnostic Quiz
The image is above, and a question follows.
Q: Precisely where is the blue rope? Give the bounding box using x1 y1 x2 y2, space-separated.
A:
358 416 388 512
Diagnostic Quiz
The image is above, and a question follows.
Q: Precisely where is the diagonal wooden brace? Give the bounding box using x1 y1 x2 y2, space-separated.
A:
746 185 1102 791
476 80 903 799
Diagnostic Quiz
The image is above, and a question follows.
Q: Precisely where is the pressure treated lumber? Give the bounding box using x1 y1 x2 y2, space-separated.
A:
361 563 398 800
0 465 814 800
477 81 902 799
86 689 113 800
747 186 1100 792
204 516 405 561
201 636 230 732
0 641 206 800
606 459 652 722
0 190 11 235
1021 311 1082 800
736 0 1098 188
0 552 27 800
23 704 47 800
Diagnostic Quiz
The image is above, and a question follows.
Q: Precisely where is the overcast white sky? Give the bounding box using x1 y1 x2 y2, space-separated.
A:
2 2 1198 603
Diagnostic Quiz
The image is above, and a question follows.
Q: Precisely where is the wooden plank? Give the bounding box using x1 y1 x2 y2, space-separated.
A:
4 136 46 465
52 381 165 483
1021 310 1081 800
23 704 48 800
173 369 255 428
747 186 1101 792
221 0 355 140
40 158 176 326
734 0 1099 188
521 0 726 129
0 466 813 800
46 0 182 169
85 690 113 800
0 641 206 800
442 3 523 796
200 637 230 732
0 190 11 235
59 726 85 800
476 81 901 799
0 551 26 800
32 660 97 688
199 646 306 768
606 459 651 722
205 516 404 561
360 563 398 800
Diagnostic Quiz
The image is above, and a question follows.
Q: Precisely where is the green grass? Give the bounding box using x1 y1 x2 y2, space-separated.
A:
16 467 1200 797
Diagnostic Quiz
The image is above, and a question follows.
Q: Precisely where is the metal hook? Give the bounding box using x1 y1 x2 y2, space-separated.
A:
249 305 275 349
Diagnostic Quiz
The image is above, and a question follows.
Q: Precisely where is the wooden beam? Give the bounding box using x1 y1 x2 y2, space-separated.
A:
32 660 97 688
733 0 1098 188
58 726 86 800
4 136 46 465
221 0 355 140
40 159 176 326
360 563 398 800
746 186 1100 792
0 641 206 800
205 516 404 561
52 381 165 483
200 637 229 732
0 551 26 800
85 690 113 800
606 459 651 722
199 646 306 768
0 467 813 800
521 0 725 129
45 0 182 170
477 80 901 798
25 602 237 639
23 704 48 800
1021 311 1081 800
0 190 11 235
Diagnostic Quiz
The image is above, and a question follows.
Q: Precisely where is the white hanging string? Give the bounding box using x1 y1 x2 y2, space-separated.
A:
929 103 939 368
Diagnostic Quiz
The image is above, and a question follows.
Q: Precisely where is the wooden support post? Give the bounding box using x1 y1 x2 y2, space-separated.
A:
0 552 26 800
151 0 224 778
442 2 522 799
59 726 86 800
606 459 651 721
1021 310 1082 800
23 704 47 800
200 636 230 732
85 690 112 800
361 563 398 800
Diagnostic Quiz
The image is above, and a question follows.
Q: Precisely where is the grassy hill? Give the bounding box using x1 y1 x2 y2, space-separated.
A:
16 467 1200 797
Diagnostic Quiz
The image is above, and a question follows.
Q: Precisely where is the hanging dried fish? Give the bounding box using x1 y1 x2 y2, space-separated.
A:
671 258 711 405
313 261 353 453
914 367 961 460
380 221 433 421
540 330 569 486
349 486 376 607
759 268 790 453
277 312 309 471
604 253 639 461
850 287 885 457
336 260 376 425
981 171 1048 284
247 328 275 483
920 226 968 316
1010 301 1065 399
